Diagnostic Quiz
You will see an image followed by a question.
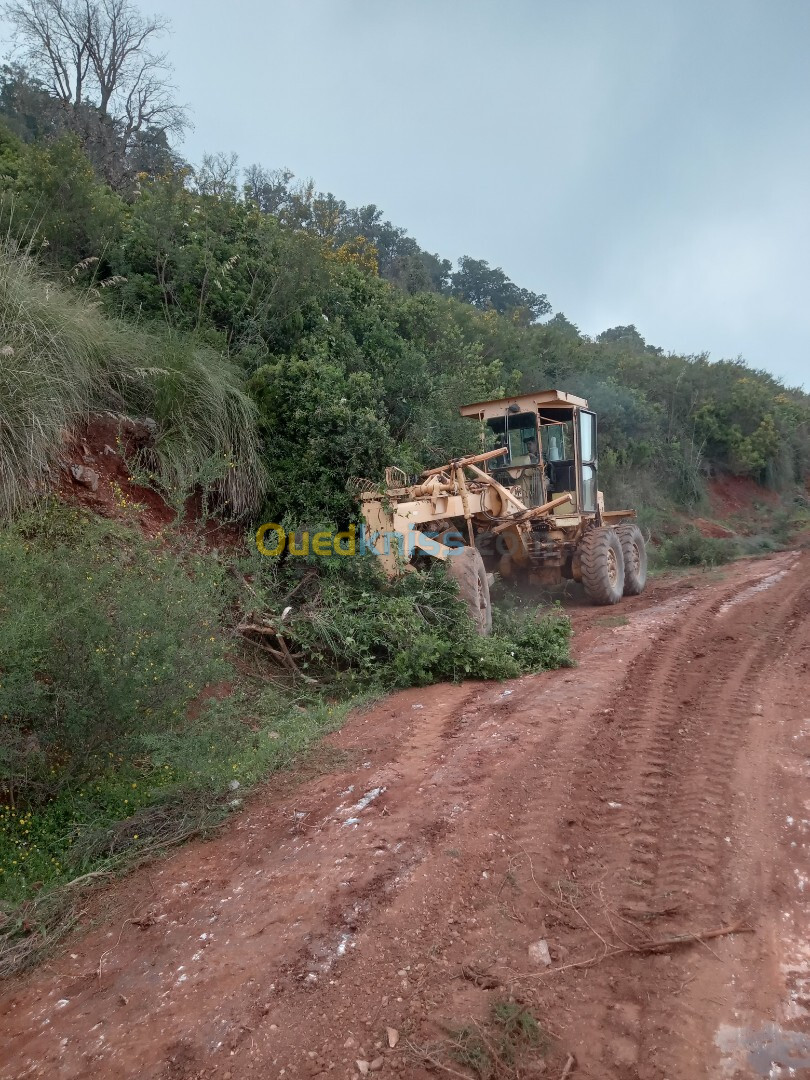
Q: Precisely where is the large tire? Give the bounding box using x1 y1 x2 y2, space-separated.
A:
580 526 625 606
446 545 493 636
616 523 647 595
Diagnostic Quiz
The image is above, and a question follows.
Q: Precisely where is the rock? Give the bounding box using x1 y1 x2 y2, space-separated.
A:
370 1057 384 1071
528 939 552 967
70 464 100 492
356 1061 370 1076
126 416 159 443
344 1038 357 1049
386 1028 399 1049
228 779 240 791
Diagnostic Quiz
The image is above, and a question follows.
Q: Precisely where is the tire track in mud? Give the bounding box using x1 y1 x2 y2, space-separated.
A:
557 554 801 911
489 553 803 1080
535 553 806 1080
636 573 810 1080
628 572 805 914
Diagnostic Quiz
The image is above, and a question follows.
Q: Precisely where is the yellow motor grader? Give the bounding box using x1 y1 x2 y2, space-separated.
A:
354 389 646 633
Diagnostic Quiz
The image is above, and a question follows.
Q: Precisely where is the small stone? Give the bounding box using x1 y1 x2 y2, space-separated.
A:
70 464 99 492
528 939 552 967
356 1061 370 1076
228 779 240 791
344 1038 357 1049
370 1057 384 1071
386 1028 399 1049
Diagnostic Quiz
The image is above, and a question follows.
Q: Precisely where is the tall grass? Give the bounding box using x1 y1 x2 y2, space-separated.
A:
0 246 267 519
0 248 103 517
114 339 268 518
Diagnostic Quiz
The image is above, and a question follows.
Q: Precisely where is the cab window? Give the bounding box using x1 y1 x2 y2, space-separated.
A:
487 412 539 467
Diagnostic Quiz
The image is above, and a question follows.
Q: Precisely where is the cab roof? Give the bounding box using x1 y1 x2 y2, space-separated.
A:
459 389 589 420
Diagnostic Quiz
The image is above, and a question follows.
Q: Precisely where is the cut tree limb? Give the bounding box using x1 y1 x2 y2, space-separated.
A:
515 921 753 981
560 1054 577 1079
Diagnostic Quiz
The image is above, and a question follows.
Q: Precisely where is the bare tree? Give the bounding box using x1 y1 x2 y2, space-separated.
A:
2 0 92 105
2 0 188 149
194 151 239 198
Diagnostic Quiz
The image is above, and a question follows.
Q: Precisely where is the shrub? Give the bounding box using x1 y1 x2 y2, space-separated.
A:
265 556 572 689
654 526 739 568
0 505 232 806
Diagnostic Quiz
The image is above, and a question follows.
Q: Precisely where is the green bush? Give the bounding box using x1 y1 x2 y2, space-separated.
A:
0 506 232 806
0 687 352 910
273 556 572 688
654 526 739 568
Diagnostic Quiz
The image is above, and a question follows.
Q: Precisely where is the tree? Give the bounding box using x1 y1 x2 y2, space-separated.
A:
450 256 551 322
193 151 239 198
597 325 661 355
243 164 294 216
388 251 451 295
0 128 124 266
2 0 187 182
0 62 56 141
544 312 581 338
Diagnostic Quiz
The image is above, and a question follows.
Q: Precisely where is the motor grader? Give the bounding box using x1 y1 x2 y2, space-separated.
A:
355 389 647 634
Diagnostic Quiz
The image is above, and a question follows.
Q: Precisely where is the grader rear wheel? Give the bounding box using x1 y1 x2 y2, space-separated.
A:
446 545 493 636
616 523 647 595
580 526 625 606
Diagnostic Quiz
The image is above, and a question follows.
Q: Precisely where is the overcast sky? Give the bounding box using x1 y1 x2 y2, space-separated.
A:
28 0 810 386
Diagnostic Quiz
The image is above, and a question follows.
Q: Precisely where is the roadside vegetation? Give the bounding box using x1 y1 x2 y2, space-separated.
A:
0 4 808 973
0 499 571 971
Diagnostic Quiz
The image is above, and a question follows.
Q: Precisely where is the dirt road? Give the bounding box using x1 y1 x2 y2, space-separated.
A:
2 551 809 1080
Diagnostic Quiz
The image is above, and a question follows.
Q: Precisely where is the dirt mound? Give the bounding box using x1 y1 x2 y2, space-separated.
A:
692 517 736 539
708 473 779 517
58 414 243 549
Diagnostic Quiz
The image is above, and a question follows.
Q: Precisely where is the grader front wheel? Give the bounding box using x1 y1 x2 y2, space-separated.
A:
446 546 493 636
580 527 625 606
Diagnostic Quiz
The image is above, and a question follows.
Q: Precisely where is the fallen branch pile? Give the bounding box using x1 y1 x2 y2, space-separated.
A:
236 607 315 682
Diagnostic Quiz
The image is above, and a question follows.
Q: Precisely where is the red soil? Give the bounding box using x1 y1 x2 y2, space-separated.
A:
58 414 244 550
708 473 779 518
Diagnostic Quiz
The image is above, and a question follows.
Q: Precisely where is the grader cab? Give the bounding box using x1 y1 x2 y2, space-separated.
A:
356 390 647 634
